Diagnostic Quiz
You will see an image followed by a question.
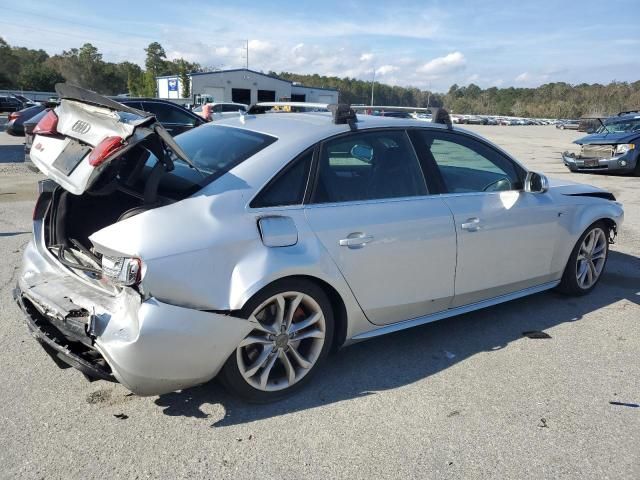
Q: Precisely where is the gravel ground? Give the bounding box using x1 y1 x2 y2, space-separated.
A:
0 126 638 479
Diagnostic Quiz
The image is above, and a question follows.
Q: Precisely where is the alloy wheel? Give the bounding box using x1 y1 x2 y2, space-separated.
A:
576 227 607 289
236 292 326 392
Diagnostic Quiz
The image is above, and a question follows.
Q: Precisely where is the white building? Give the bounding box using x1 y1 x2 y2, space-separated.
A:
156 68 339 105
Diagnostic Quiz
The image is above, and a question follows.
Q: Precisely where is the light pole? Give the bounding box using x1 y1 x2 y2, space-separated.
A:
370 67 376 106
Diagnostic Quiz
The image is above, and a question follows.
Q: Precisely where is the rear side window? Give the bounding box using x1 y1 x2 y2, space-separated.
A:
311 130 427 204
251 150 313 208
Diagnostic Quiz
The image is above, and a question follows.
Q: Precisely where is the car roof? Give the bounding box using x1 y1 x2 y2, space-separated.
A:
213 111 451 145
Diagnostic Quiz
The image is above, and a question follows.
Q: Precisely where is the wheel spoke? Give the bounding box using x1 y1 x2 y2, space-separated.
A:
239 335 272 348
585 261 594 286
293 328 324 341
588 260 598 280
279 350 296 386
284 294 303 331
249 315 278 335
274 295 286 329
289 311 322 334
259 353 278 389
244 347 272 378
577 261 588 284
288 344 312 369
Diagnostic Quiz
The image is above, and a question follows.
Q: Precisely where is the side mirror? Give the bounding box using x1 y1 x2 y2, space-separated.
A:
524 171 549 193
586 127 595 134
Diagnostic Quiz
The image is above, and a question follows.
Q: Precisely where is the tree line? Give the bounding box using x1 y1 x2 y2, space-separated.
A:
277 72 640 118
0 38 200 98
1 38 638 117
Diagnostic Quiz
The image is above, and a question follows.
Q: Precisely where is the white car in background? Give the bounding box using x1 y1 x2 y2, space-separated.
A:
15 85 623 402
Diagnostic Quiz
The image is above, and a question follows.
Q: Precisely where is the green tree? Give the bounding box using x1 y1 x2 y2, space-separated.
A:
0 37 20 88
177 60 190 98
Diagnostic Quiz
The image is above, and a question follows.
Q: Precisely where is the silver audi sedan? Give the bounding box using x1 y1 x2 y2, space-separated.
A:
16 85 623 402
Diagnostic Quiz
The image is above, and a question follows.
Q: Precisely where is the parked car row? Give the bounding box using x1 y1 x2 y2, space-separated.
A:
450 114 558 126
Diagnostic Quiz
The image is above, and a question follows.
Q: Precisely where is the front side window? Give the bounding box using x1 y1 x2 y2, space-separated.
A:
413 131 523 193
312 130 427 203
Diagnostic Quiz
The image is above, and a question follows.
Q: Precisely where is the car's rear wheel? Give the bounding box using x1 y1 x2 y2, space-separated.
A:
220 279 334 402
556 222 609 296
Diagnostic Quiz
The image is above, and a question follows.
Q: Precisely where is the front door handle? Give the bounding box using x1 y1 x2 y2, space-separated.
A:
461 217 481 232
339 232 374 248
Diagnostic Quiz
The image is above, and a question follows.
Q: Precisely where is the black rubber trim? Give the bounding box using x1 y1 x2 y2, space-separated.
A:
564 192 616 201
14 289 116 382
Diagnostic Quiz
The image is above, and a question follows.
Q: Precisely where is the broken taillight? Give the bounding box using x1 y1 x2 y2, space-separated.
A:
88 136 125 167
101 256 143 286
33 110 58 135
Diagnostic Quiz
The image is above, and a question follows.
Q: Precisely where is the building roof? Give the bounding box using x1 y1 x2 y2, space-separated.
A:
156 68 338 93
156 68 292 84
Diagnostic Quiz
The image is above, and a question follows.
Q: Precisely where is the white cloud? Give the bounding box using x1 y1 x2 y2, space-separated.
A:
376 65 399 76
515 71 550 86
417 52 466 78
360 53 374 62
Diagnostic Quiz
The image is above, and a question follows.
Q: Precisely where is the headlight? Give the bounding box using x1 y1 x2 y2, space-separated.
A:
614 144 635 155
101 255 142 286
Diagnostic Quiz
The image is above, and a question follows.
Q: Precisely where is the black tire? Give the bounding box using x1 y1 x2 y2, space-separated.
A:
219 278 334 403
556 221 609 296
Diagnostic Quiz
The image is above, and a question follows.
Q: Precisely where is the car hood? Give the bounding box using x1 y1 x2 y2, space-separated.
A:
547 177 614 198
574 131 637 145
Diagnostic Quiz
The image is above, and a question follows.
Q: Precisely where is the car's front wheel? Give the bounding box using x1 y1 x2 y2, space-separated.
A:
220 279 334 402
556 222 609 296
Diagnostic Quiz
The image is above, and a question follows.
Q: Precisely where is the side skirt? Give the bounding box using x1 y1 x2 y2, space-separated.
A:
351 281 560 341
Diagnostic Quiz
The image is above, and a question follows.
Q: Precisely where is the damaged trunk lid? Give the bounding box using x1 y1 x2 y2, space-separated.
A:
30 83 197 195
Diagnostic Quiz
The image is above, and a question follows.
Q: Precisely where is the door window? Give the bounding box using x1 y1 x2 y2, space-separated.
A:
413 131 523 193
311 130 427 203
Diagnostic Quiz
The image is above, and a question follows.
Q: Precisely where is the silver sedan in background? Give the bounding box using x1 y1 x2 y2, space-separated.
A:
15 85 623 402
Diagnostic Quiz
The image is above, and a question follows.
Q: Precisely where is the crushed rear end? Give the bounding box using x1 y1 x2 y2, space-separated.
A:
14 84 254 395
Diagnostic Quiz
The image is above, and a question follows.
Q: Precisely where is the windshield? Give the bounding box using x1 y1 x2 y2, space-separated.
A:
146 125 277 197
597 118 640 134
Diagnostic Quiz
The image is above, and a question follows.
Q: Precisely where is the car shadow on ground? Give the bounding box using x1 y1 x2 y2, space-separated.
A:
0 144 25 163
154 250 639 427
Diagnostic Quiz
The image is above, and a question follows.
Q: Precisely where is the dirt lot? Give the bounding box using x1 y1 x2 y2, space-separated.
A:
0 125 638 479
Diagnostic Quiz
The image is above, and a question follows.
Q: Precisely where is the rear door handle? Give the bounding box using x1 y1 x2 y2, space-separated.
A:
339 232 374 248
461 217 481 232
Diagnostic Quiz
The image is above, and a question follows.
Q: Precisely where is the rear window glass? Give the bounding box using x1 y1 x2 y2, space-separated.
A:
147 125 277 196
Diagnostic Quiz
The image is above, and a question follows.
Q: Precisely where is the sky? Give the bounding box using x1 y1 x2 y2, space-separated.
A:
2 0 639 92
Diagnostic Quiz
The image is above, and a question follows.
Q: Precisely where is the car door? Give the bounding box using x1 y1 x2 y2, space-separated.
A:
410 129 561 307
304 129 457 326
139 101 199 135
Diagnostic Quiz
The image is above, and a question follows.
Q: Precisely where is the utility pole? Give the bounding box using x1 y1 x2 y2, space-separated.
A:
370 67 376 106
245 40 249 69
